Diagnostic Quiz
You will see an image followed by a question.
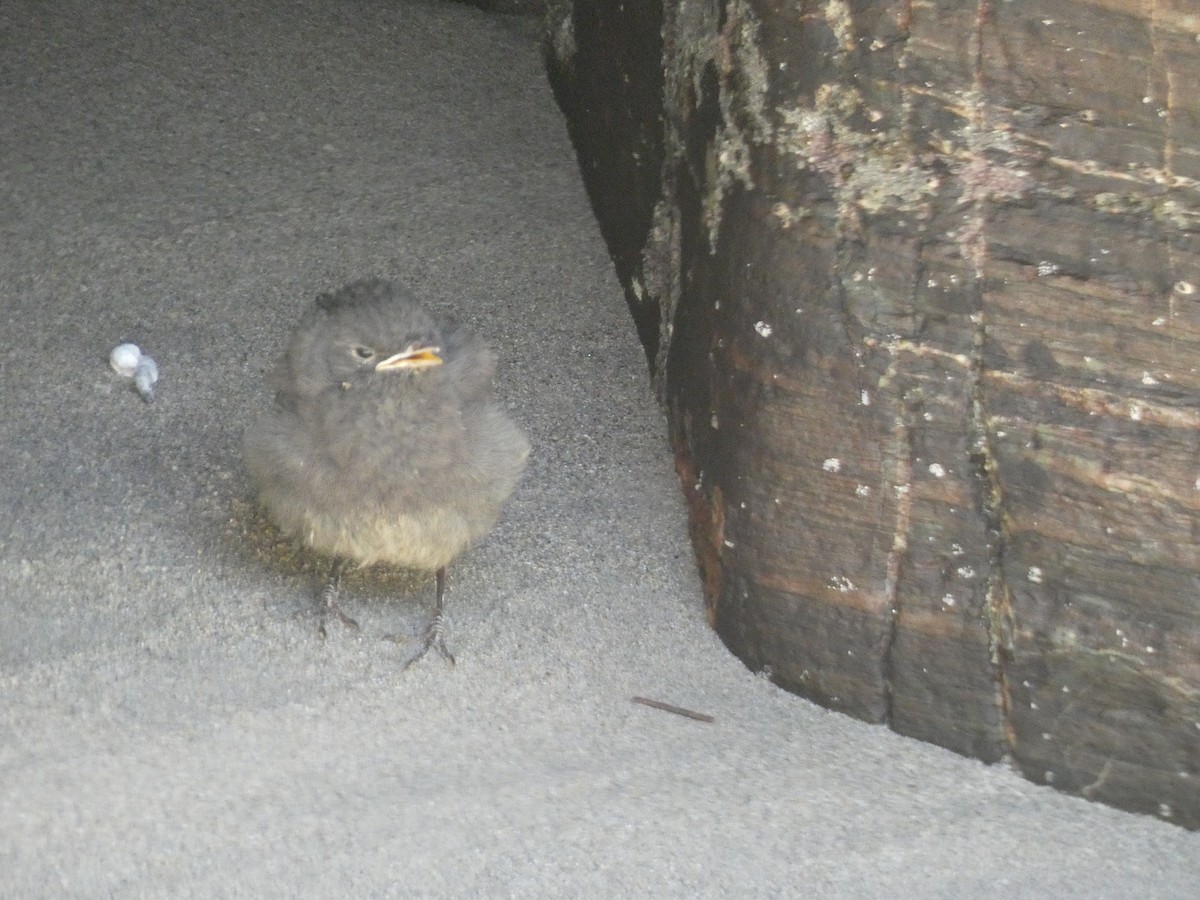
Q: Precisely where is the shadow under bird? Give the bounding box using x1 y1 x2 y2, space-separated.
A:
244 278 530 666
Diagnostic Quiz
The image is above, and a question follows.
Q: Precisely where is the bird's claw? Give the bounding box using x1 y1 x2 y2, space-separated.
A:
316 606 360 640
396 614 456 669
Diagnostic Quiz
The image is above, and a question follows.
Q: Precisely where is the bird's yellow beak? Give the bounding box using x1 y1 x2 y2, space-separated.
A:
376 345 443 372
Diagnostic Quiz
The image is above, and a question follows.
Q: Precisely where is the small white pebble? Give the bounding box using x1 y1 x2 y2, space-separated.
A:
855 484 870 498
754 320 773 337
1028 566 1044 584
928 463 946 478
822 458 841 473
110 343 142 377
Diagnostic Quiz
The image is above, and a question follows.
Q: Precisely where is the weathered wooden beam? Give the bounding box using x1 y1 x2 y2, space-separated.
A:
547 0 1200 827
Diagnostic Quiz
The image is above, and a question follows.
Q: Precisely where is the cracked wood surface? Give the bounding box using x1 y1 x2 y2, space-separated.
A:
549 0 1200 825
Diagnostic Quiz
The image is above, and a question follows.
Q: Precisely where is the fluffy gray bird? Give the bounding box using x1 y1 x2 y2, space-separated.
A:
244 278 530 666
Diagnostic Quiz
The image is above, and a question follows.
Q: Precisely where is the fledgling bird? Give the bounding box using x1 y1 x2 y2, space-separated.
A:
244 278 530 666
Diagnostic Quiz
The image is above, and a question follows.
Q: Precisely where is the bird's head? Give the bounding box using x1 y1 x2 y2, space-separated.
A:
292 279 449 391
341 338 444 377
324 329 446 392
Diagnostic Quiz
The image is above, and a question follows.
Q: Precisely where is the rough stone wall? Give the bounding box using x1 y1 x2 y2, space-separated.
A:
548 0 1200 827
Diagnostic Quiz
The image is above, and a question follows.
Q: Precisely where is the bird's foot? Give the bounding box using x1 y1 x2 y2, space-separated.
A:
318 601 361 637
317 561 359 638
391 613 456 669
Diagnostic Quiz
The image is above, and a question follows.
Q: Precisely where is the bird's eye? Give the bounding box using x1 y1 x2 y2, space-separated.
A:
352 346 375 360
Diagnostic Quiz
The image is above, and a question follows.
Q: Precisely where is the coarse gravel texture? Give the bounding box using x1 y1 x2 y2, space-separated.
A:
1 1 1198 896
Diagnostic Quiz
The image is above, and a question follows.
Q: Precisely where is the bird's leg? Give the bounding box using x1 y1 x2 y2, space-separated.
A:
402 566 456 669
318 556 360 636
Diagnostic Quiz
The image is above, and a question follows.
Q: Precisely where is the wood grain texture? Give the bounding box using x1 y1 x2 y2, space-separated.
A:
549 0 1200 826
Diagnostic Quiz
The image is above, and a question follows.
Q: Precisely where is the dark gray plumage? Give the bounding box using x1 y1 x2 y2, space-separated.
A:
245 278 529 666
